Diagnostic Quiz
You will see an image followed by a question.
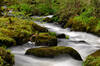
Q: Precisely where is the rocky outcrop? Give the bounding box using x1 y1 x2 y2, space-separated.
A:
25 46 82 60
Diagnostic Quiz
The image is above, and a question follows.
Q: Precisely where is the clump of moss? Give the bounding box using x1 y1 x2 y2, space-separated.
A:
31 32 57 46
0 47 15 66
0 17 47 46
84 50 100 66
25 46 82 60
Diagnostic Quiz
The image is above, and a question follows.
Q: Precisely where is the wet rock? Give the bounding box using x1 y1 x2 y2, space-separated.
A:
57 34 66 39
78 40 88 44
25 46 82 60
84 50 100 66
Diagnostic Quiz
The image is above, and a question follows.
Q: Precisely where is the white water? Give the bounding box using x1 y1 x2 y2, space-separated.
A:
10 15 100 66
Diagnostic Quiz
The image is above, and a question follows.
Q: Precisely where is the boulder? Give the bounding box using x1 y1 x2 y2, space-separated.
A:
25 46 82 60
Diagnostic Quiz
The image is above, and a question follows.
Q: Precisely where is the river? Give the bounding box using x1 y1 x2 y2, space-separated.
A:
10 15 100 66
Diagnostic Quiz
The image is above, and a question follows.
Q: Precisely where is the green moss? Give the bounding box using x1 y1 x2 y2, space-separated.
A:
66 35 69 39
25 46 82 60
31 32 57 46
0 17 47 46
0 36 16 47
84 50 100 66
0 47 15 66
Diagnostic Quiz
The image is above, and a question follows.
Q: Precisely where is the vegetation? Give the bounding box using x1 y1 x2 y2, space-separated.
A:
0 17 47 47
3 0 57 16
0 0 100 66
0 47 14 66
84 50 100 66
43 0 100 37
25 46 82 60
31 32 57 46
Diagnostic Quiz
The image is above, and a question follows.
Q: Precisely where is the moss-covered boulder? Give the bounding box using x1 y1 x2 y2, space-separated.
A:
31 32 57 46
0 47 14 66
84 50 100 66
0 17 48 47
25 46 82 60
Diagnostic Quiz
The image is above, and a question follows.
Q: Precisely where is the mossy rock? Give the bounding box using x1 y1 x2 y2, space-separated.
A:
84 50 100 66
0 47 15 66
0 17 48 46
25 46 82 60
43 17 52 23
31 32 57 46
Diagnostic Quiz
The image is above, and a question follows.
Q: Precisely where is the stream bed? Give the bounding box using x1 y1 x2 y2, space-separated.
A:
10 16 100 66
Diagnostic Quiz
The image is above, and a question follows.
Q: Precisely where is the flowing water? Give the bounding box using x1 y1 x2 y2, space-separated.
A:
10 15 100 66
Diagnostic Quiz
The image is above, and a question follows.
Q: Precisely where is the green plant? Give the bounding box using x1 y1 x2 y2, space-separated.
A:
49 32 56 36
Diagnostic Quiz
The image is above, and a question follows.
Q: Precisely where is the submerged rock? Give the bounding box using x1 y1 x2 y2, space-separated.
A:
25 46 82 60
0 47 15 66
84 50 100 66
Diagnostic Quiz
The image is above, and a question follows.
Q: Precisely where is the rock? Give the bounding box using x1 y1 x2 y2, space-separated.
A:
43 17 52 23
78 40 88 44
32 32 57 46
0 47 15 66
25 46 82 60
57 34 66 39
84 50 100 66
